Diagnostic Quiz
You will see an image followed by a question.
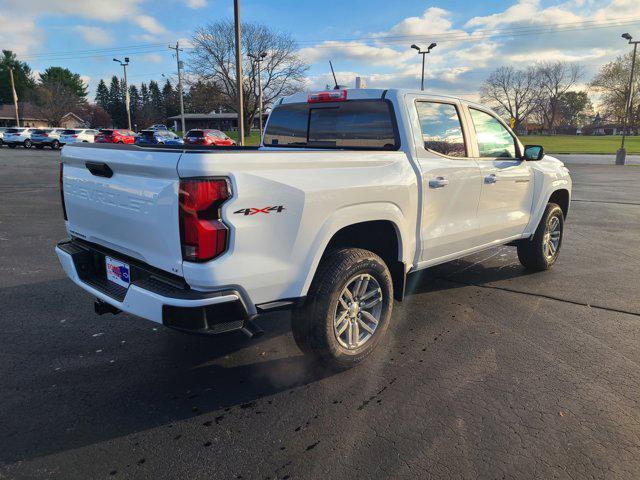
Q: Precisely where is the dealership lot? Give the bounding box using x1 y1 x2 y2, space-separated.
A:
1 148 640 479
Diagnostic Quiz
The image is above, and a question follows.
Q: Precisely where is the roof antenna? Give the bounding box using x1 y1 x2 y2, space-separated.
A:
329 61 339 90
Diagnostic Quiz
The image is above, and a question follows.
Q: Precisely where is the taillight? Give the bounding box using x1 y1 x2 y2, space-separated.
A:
43 133 49 137
59 163 67 221
308 90 348 103
179 179 230 262
72 135 78 138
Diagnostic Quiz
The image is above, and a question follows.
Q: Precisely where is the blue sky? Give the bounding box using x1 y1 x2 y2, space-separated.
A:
1 0 638 102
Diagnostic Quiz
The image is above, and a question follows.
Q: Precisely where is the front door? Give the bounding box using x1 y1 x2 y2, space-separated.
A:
466 107 534 243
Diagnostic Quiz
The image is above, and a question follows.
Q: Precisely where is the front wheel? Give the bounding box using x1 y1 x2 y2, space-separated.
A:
23 139 32 148
51 140 60 150
291 248 393 370
517 203 564 271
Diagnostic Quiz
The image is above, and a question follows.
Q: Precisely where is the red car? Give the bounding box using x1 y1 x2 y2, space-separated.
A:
95 129 136 144
184 129 236 147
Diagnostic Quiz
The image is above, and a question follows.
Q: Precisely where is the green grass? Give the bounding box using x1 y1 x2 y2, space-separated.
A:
519 135 640 154
224 131 262 146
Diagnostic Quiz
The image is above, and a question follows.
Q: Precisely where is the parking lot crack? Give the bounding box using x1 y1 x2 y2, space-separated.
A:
435 277 640 318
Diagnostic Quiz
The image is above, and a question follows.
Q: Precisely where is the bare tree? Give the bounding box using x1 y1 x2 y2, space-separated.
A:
189 21 309 132
534 62 583 133
34 81 82 126
591 52 640 127
480 66 539 129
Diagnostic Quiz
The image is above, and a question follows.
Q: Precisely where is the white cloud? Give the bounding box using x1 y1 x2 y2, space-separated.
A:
74 26 113 46
139 53 165 64
0 14 42 55
185 0 207 8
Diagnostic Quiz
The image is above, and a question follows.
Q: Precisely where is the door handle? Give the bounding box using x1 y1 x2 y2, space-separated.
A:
429 177 449 189
484 174 498 184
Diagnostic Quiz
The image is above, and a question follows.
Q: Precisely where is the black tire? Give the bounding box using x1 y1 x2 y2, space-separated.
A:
8 143 16 149
51 140 60 150
291 248 393 370
23 139 32 149
518 203 564 271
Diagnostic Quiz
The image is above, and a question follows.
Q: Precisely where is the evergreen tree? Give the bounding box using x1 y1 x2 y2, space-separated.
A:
39 66 88 99
0 50 36 104
95 79 109 111
129 84 140 130
162 80 179 119
108 76 125 127
149 80 164 124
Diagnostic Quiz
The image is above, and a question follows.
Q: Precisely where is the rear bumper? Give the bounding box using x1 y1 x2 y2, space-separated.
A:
55 239 254 335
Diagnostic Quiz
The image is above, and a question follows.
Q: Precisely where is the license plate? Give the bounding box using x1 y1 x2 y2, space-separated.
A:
105 256 130 288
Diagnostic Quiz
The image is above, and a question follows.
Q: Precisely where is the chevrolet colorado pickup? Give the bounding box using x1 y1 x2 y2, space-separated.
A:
56 88 571 369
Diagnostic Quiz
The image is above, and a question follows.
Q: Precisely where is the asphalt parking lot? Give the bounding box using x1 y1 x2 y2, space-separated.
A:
1 147 639 480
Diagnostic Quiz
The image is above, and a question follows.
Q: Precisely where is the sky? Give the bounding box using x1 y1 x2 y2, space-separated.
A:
0 0 639 104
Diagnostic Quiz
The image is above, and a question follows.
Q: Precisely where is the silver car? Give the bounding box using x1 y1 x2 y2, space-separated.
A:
31 128 65 150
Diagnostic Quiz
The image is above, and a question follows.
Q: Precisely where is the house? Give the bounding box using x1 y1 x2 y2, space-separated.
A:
60 112 87 129
167 111 269 132
0 103 47 127
0 104 87 128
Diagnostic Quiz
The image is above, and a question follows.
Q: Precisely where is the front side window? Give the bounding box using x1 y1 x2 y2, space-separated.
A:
470 109 517 158
415 102 467 157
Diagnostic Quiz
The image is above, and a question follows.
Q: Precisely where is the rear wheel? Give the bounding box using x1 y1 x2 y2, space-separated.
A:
517 203 564 271
23 139 32 149
291 248 393 370
51 140 60 150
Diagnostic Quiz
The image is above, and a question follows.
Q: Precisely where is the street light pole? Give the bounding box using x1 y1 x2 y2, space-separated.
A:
169 41 186 135
618 33 639 166
113 57 132 130
8 66 20 127
249 52 267 133
234 0 244 146
411 43 437 91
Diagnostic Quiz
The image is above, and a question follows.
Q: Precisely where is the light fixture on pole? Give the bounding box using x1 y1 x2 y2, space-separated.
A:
113 57 132 130
249 51 267 134
617 33 639 166
411 43 437 91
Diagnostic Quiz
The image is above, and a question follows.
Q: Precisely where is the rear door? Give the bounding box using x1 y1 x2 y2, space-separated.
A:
464 107 534 243
62 145 185 275
407 96 483 263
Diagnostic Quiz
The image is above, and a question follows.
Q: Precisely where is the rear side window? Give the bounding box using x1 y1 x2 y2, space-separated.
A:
415 102 467 157
33 129 49 134
264 100 399 150
62 130 77 135
469 109 516 158
6 128 22 133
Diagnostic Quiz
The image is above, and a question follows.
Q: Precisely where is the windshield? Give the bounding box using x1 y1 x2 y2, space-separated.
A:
187 130 204 137
100 129 114 135
264 100 399 150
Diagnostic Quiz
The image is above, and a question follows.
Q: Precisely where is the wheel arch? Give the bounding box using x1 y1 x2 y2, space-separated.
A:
305 217 408 302
548 188 570 219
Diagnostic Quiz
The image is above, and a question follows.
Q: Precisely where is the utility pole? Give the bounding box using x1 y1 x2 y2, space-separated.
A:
169 41 186 135
410 43 437 91
234 0 244 145
113 57 132 130
618 33 639 166
8 66 20 127
249 51 267 133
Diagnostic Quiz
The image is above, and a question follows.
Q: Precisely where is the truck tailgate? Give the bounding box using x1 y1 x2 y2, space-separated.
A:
61 145 184 276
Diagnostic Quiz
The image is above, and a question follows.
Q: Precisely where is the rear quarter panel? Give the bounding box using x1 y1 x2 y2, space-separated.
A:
178 150 418 305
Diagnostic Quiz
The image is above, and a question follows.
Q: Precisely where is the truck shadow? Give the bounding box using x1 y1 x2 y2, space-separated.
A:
2 252 532 464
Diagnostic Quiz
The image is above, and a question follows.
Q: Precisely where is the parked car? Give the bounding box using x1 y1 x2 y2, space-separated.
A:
149 124 168 131
3 127 35 148
135 129 184 146
94 129 136 144
184 129 236 146
0 127 6 147
56 88 572 370
31 128 65 150
59 129 99 146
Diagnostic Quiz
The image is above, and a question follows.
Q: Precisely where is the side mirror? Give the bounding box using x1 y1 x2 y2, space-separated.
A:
523 145 544 161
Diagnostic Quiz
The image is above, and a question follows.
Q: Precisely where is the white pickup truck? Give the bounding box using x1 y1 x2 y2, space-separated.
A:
56 88 571 369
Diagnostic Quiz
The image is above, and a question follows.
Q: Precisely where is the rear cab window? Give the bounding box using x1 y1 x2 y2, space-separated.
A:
264 99 399 150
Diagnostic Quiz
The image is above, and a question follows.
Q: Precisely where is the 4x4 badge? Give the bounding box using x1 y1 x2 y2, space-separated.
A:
234 206 286 216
